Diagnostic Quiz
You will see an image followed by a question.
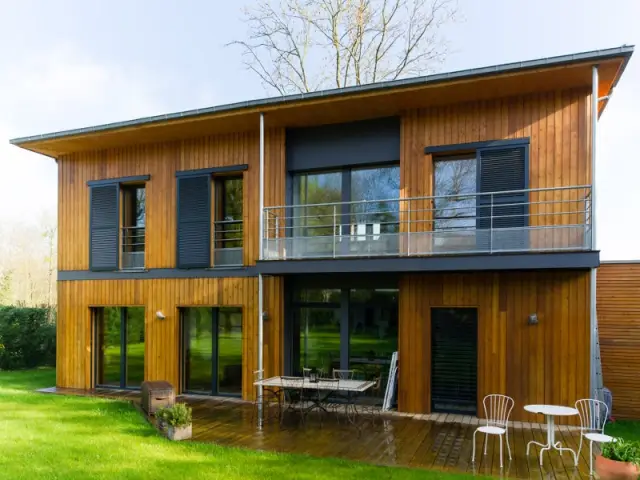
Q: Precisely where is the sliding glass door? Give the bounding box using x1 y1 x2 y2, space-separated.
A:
290 287 398 393
182 307 243 396
94 307 145 388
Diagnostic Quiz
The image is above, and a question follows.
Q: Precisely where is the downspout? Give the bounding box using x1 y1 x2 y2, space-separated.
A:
258 112 265 426
590 65 598 400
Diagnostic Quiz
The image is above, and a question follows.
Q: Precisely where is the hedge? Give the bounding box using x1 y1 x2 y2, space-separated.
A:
0 307 55 370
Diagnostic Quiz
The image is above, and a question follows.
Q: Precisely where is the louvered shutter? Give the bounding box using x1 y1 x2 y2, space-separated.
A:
431 308 477 414
177 175 211 268
476 146 528 251
90 185 119 271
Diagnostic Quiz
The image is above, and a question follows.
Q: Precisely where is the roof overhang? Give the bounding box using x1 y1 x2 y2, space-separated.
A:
10 45 634 158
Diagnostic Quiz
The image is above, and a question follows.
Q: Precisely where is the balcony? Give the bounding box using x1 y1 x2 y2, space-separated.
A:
262 186 592 261
121 226 145 270
213 219 243 267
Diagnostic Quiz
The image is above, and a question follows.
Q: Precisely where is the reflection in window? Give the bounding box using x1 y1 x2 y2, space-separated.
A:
434 157 477 251
214 176 243 266
94 306 145 388
293 172 342 237
349 289 398 396
351 167 400 245
121 185 145 269
434 157 477 229
182 307 243 396
298 307 341 375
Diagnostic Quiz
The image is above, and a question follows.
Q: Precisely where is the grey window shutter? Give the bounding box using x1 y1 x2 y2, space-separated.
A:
90 185 119 271
476 146 528 251
177 175 211 268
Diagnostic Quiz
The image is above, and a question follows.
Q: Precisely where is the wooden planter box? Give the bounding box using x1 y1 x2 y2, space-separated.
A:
595 455 640 480
167 424 192 441
141 381 175 415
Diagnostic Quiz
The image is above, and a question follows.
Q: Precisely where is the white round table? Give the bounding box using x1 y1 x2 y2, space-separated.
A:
524 404 579 466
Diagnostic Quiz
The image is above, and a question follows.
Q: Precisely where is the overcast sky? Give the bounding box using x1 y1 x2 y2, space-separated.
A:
1 0 638 260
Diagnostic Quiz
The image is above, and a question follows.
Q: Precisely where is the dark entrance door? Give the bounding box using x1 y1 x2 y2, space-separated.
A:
431 308 477 414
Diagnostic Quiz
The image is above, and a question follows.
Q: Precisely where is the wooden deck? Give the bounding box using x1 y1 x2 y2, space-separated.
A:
39 387 595 479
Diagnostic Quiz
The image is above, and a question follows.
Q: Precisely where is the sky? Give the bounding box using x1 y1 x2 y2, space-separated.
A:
1 0 639 260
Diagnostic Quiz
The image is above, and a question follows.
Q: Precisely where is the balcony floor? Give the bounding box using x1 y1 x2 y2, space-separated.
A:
39 387 596 479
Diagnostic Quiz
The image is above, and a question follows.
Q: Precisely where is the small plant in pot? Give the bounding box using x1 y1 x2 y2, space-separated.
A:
596 439 640 480
156 403 192 441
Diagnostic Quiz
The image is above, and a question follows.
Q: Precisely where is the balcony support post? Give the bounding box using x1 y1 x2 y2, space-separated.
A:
589 65 598 401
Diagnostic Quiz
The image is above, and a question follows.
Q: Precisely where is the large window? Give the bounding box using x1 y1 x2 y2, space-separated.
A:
214 176 243 267
121 185 146 269
181 307 243 396
93 307 145 388
292 166 400 256
433 156 477 252
290 287 398 394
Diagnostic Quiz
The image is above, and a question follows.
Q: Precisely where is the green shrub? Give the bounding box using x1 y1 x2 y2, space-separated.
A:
156 403 192 428
0 307 56 370
602 439 640 466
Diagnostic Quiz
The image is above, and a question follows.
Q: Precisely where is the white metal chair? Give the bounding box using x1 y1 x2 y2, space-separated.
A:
575 398 616 475
472 394 514 468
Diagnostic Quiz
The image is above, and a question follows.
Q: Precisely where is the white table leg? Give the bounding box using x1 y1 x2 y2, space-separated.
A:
526 415 578 467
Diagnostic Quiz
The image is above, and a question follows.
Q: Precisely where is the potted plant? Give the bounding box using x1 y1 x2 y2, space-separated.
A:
156 403 192 441
596 439 640 480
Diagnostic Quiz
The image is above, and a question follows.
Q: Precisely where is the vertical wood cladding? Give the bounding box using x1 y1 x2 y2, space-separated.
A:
398 270 591 423
57 277 283 399
58 128 286 271
597 263 640 420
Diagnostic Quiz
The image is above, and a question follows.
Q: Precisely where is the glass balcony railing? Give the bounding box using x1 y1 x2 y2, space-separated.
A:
262 185 592 260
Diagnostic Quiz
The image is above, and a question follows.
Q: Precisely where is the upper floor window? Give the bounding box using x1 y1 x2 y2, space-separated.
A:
291 165 399 257
89 176 149 272
176 166 247 269
213 176 243 267
121 185 146 270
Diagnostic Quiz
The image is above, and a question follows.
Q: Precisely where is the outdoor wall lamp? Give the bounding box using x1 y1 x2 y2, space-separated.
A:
156 311 166 320
528 313 538 325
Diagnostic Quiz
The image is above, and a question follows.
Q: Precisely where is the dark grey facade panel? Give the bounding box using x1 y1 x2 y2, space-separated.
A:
89 185 119 271
255 251 600 275
176 175 211 268
58 267 258 281
87 175 150 186
286 117 400 171
175 164 248 178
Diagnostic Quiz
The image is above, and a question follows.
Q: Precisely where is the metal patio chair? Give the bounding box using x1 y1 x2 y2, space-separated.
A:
575 398 616 475
472 394 514 468
279 376 305 426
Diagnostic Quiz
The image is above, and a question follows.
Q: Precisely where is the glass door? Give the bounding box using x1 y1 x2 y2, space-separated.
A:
94 307 145 388
181 307 243 396
183 308 214 393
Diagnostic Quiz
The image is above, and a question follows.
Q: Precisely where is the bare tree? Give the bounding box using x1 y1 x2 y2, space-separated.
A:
230 0 457 95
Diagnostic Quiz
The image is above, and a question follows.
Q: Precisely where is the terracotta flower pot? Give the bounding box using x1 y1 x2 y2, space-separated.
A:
167 424 192 441
595 455 640 480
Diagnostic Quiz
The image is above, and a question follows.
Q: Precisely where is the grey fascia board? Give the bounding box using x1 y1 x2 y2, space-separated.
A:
255 251 600 275
58 267 258 281
10 46 634 146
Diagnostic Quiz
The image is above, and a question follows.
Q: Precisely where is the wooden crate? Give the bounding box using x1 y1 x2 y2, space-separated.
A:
141 381 175 414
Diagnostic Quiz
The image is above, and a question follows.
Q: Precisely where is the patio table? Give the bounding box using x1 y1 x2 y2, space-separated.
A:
524 404 579 466
254 376 376 422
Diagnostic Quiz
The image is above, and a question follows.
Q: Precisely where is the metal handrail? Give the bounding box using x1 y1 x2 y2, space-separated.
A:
262 185 593 260
121 226 145 269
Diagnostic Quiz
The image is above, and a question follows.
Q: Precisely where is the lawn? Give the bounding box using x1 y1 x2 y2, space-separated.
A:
0 368 473 480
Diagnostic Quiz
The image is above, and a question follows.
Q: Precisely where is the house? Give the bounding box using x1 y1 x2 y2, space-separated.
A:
10 45 633 422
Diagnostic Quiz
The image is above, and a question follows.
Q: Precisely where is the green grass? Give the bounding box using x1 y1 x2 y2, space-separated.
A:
0 368 475 480
606 420 640 442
